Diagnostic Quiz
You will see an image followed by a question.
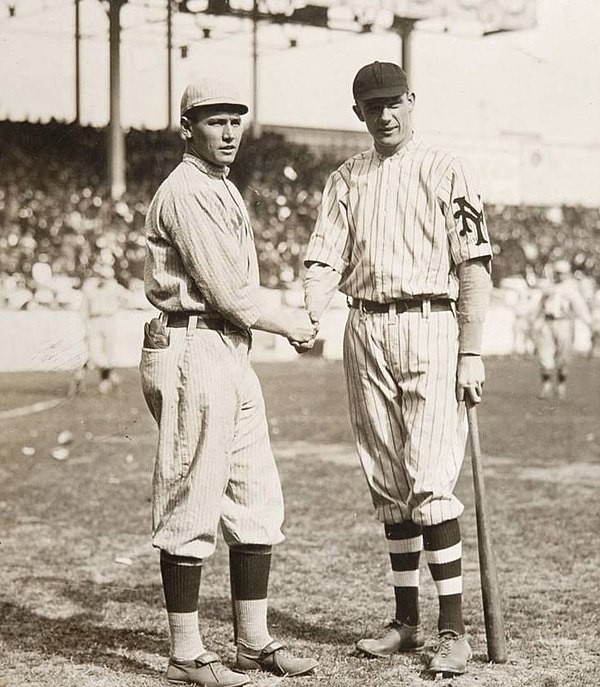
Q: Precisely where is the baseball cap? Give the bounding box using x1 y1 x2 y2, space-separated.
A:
352 61 409 102
180 78 249 117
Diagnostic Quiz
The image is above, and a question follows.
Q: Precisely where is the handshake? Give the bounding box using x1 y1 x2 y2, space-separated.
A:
286 309 319 354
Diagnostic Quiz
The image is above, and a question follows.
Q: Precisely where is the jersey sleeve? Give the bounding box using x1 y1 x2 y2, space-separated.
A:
304 169 351 275
441 157 493 267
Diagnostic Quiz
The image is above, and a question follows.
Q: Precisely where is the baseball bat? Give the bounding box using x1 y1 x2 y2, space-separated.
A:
466 400 508 663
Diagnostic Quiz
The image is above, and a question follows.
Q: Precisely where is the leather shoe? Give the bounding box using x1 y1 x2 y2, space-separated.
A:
235 640 318 677
428 632 472 675
356 620 425 657
166 651 250 686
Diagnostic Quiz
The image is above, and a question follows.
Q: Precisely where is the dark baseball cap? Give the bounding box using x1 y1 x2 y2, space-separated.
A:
352 61 409 102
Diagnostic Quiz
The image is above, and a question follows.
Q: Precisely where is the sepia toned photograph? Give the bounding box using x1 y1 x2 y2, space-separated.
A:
1 1 598 685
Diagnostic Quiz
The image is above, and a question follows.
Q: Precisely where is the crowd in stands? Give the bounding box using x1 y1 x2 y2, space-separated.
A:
1 120 599 311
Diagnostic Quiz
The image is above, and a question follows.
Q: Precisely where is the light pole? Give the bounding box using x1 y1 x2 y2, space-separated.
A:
167 0 173 129
75 0 81 124
397 18 415 84
251 0 261 138
108 0 126 200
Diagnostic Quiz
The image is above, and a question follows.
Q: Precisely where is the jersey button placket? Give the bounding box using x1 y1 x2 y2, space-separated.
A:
378 157 391 300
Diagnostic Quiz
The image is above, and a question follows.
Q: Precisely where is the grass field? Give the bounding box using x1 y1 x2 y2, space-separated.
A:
1 356 599 687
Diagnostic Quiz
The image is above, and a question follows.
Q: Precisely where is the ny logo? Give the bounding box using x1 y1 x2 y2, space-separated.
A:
453 196 488 246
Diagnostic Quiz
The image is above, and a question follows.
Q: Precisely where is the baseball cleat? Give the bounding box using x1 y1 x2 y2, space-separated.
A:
166 651 250 686
356 620 425 657
427 631 472 676
235 639 318 676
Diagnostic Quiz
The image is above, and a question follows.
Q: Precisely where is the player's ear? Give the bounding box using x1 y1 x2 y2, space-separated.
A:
353 103 365 122
180 115 193 140
406 92 416 111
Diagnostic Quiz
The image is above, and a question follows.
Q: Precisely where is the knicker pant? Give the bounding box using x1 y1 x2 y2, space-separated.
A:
537 319 573 373
343 307 468 527
140 324 285 559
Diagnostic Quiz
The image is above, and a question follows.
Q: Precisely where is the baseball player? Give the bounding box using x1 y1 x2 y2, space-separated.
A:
77 263 128 393
303 62 493 676
534 259 591 399
141 78 318 687
589 289 600 358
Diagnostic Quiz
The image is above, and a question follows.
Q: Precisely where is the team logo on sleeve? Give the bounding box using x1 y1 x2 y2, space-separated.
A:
453 196 489 246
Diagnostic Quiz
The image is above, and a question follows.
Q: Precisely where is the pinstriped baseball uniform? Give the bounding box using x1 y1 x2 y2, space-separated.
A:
305 137 492 527
141 153 284 559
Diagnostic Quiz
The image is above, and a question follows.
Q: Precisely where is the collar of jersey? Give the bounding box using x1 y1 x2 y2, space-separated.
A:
183 153 229 179
373 134 420 162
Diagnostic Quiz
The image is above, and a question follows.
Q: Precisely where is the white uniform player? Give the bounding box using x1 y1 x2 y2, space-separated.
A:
535 260 591 399
79 264 128 393
303 62 493 677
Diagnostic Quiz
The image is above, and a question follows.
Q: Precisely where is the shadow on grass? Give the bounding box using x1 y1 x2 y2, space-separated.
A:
0 601 164 677
1 577 355 675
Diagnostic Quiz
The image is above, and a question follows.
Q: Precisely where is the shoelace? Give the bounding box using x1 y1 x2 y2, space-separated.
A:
433 635 456 657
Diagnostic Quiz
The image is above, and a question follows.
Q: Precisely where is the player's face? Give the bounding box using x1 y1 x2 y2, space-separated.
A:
182 105 244 167
354 93 415 156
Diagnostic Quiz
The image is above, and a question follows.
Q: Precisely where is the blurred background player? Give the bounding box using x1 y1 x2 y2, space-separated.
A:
590 289 600 358
76 262 129 393
534 259 592 399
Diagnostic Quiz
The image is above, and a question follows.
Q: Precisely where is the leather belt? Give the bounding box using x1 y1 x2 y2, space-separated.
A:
166 312 235 331
349 298 454 314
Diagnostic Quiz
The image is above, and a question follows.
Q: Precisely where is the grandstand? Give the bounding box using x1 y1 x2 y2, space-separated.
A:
1 118 599 310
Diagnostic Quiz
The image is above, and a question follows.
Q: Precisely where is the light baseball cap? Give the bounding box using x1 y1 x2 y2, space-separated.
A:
180 78 249 117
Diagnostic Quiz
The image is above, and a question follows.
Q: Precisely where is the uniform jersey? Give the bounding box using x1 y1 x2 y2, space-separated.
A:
144 153 262 329
305 137 492 300
540 279 590 321
82 277 127 317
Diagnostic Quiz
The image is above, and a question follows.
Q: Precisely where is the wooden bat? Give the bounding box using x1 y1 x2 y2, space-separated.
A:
466 400 508 663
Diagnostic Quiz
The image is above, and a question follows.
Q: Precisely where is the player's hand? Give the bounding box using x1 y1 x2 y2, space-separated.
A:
287 310 319 349
456 354 485 404
291 312 320 354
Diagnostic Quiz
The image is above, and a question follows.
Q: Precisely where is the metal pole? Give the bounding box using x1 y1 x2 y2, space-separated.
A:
108 0 126 200
75 0 81 124
399 19 415 85
251 0 260 137
167 0 173 129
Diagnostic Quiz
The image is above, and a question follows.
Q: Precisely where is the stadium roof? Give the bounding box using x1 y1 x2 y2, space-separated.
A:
175 0 536 37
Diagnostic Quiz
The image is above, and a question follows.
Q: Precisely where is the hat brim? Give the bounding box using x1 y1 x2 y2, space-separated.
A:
182 98 249 116
354 85 408 102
